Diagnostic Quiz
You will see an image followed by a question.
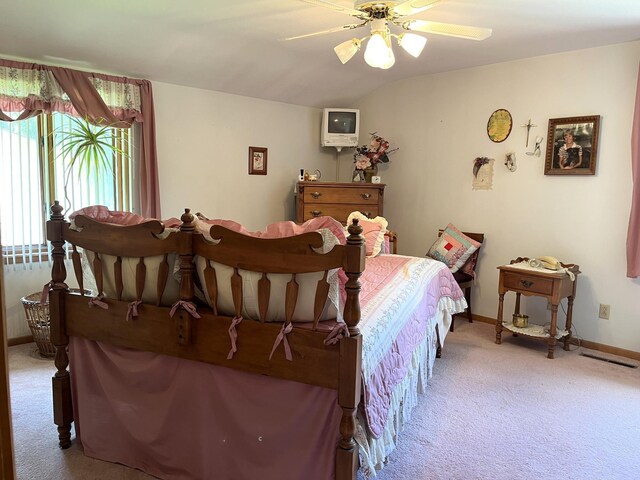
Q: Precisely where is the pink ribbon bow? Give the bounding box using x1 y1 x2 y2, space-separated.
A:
227 316 243 360
88 295 109 309
40 282 53 305
126 300 143 321
169 300 201 319
269 322 293 362
323 322 350 346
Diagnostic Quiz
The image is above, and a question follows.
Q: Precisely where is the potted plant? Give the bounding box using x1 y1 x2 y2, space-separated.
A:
55 115 128 213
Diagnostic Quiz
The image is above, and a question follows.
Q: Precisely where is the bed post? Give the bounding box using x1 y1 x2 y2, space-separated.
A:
336 219 365 480
46 201 72 448
176 209 195 345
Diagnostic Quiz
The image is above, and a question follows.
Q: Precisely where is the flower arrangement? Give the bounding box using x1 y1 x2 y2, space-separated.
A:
353 133 398 171
473 156 490 177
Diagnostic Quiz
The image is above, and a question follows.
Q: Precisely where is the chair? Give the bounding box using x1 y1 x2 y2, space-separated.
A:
437 229 485 332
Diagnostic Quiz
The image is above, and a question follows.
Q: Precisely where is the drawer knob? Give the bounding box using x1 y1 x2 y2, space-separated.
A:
311 192 322 199
520 280 534 288
311 210 322 217
361 193 372 200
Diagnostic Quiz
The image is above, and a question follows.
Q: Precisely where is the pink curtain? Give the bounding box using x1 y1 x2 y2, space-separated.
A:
627 63 640 278
0 58 160 218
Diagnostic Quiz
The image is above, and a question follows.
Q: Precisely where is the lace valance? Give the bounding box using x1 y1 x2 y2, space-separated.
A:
0 57 159 218
0 62 142 120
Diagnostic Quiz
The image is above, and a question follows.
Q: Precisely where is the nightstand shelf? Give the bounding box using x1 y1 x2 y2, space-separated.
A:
502 322 569 339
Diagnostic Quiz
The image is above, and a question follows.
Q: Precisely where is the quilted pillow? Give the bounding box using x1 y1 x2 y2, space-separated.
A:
427 223 481 273
346 211 388 258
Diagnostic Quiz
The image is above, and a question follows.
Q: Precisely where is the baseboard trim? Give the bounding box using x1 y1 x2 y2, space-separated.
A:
470 314 640 362
7 336 32 347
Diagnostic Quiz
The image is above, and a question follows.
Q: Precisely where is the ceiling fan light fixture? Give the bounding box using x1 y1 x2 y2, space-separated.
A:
379 35 395 69
397 33 427 58
334 38 362 64
364 32 394 69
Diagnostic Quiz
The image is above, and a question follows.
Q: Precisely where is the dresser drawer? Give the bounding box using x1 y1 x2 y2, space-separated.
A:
503 271 554 296
303 186 380 205
303 204 380 224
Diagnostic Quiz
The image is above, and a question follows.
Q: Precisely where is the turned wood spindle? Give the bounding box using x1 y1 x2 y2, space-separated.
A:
47 201 73 449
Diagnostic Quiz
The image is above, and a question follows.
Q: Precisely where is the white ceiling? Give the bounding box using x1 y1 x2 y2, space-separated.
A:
1 0 639 108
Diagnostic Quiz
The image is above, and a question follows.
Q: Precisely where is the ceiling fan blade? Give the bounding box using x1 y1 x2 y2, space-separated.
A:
391 0 441 17
402 20 492 40
283 23 364 41
299 0 370 19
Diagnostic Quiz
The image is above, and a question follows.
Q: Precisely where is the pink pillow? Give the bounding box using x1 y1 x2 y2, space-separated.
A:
346 212 388 257
195 215 347 245
69 205 181 228
70 205 147 225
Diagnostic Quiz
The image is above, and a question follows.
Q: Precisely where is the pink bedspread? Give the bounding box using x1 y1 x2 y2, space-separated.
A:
359 256 463 437
69 255 464 479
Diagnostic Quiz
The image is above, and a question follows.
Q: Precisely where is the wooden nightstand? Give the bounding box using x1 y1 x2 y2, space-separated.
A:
495 257 580 359
296 182 385 224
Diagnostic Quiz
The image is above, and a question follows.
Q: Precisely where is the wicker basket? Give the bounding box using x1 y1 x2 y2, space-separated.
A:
21 292 55 358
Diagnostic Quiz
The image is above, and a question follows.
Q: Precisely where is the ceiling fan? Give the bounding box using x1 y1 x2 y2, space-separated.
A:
285 0 492 69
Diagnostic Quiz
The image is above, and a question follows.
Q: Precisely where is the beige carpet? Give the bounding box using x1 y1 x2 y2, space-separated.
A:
8 322 640 480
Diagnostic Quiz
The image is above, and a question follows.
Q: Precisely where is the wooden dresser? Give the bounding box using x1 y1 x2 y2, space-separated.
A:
296 182 385 224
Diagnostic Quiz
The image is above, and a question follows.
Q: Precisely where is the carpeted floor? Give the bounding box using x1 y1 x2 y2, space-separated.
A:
8 321 640 480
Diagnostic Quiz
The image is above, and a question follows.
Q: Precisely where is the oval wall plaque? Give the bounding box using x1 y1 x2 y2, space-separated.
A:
487 109 513 143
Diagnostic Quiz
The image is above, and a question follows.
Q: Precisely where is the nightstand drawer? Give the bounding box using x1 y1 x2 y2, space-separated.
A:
303 186 380 205
503 272 554 295
303 204 380 224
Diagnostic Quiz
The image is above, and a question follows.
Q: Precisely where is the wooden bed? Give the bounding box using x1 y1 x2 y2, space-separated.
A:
46 202 464 479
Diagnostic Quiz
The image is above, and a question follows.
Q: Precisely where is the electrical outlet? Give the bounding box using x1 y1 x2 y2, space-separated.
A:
598 304 610 320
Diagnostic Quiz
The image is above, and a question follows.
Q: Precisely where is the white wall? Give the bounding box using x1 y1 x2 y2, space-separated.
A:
4 265 52 339
4 82 336 338
153 82 336 230
355 41 640 352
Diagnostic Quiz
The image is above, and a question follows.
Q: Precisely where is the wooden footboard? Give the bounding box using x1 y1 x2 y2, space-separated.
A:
46 201 366 479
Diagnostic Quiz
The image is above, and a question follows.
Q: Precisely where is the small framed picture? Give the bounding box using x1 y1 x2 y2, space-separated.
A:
544 116 600 175
249 146 268 175
371 176 381 184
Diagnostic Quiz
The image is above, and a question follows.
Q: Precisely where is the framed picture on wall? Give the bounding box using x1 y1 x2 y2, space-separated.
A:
544 115 600 175
248 146 267 175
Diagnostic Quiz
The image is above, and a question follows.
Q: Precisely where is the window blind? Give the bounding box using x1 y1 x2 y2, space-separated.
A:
0 113 134 268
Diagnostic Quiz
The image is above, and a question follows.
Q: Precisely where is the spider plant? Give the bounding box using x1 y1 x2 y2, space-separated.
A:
55 115 128 213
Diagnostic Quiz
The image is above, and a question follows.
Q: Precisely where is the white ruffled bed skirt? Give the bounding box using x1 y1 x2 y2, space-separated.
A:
355 302 456 478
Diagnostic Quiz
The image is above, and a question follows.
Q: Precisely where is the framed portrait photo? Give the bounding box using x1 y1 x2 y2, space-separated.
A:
544 115 600 175
248 146 267 175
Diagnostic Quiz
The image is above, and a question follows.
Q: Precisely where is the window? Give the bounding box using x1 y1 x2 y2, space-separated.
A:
0 113 135 266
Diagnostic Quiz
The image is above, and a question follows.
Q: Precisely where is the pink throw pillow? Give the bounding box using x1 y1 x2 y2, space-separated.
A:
195 215 347 245
346 212 388 257
69 205 147 225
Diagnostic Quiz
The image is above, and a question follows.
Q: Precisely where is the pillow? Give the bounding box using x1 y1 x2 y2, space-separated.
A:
346 211 388 258
194 214 347 246
70 205 147 225
427 223 481 273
